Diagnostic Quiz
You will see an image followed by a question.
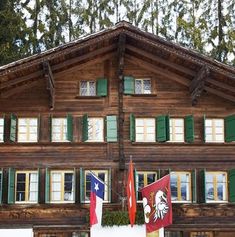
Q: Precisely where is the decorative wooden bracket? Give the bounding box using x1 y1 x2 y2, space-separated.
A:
117 33 126 170
43 61 55 110
190 65 209 106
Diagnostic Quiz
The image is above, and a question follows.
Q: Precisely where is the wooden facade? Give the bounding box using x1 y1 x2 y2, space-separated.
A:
0 21 235 237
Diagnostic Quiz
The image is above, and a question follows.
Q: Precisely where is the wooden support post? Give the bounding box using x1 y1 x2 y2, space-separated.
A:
43 61 55 110
117 33 126 170
190 65 209 106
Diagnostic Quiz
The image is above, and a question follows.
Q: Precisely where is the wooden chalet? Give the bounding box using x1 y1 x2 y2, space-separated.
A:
0 21 235 237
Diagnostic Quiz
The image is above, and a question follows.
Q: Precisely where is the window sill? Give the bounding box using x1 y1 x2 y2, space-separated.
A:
124 94 157 97
75 96 105 99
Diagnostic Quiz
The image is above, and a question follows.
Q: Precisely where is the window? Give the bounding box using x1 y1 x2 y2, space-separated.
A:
136 171 157 201
15 171 38 203
124 76 152 95
0 171 2 203
135 118 155 142
170 172 191 202
79 78 107 97
51 118 68 142
0 118 4 142
50 170 75 203
135 79 151 94
84 170 109 202
170 118 184 142
88 118 104 142
80 81 96 96
205 118 224 142
205 172 227 202
190 232 213 237
165 231 182 237
18 118 38 142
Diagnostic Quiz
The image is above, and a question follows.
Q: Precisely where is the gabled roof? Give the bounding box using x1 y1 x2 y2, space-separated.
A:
0 21 235 106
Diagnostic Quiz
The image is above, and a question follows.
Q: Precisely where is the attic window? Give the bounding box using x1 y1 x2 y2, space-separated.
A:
124 76 152 95
79 78 108 97
80 81 96 96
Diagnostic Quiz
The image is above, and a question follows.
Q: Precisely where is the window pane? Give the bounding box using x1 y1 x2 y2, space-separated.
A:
135 80 142 94
89 81 96 96
206 183 214 201
205 119 212 126
143 80 151 94
136 119 144 126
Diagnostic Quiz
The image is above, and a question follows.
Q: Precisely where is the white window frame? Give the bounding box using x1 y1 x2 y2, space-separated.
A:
51 118 68 142
135 78 151 94
15 170 38 204
50 170 75 203
17 118 38 143
0 118 4 142
205 171 227 203
136 171 157 202
169 118 184 142
88 117 104 142
170 171 191 203
84 170 109 203
205 118 224 143
135 118 155 142
80 81 96 96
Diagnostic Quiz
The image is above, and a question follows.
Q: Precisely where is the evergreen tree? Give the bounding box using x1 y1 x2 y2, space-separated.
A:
0 0 30 65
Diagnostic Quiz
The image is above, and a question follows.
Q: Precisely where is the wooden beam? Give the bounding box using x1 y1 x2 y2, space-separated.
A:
125 54 190 87
126 54 235 104
126 44 195 76
52 44 117 72
190 66 209 105
207 78 235 94
117 33 126 171
0 79 41 98
0 71 43 89
43 61 55 110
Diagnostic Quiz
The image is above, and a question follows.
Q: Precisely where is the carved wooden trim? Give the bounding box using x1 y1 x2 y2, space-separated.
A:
43 61 55 110
190 66 209 105
117 33 126 170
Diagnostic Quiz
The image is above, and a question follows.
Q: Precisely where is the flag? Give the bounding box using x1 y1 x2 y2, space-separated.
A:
141 175 172 233
126 159 136 227
90 173 105 227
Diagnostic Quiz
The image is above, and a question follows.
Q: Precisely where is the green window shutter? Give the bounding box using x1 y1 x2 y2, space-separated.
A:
106 115 117 142
67 114 73 142
108 168 112 202
8 168 15 204
82 114 88 142
200 169 206 203
229 169 235 202
130 114 135 142
157 115 170 142
0 169 3 204
80 168 84 203
203 115 206 143
124 76 134 95
45 168 50 203
192 169 197 203
97 78 108 96
37 115 41 142
185 115 194 143
225 115 235 142
10 114 17 142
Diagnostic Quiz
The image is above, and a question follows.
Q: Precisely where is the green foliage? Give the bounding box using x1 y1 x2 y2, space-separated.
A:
102 210 144 226
0 0 235 66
